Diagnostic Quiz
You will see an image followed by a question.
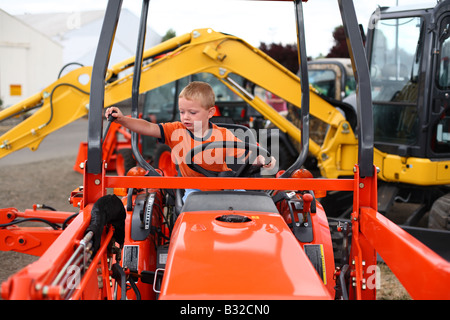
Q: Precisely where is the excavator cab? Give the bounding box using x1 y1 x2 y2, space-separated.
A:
302 2 450 259
363 2 450 236
366 2 450 167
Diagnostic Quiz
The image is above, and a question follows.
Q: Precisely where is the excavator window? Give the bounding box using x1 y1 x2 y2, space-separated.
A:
438 37 450 89
438 17 450 90
309 69 337 99
369 16 423 146
433 109 450 153
431 15 450 153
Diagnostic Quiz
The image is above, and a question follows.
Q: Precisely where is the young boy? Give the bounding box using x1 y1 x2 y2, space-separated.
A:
105 81 275 200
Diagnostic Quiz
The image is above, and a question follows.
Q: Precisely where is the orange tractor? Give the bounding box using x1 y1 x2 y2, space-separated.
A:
1 0 450 300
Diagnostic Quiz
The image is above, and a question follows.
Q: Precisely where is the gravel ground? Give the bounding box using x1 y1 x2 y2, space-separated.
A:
0 118 86 291
0 156 82 287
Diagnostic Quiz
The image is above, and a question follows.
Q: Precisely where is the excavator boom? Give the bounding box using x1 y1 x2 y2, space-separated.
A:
0 28 347 172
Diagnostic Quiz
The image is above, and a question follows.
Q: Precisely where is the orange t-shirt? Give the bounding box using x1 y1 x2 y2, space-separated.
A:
158 121 243 177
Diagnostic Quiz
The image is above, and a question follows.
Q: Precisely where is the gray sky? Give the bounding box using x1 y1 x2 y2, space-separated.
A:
0 0 439 57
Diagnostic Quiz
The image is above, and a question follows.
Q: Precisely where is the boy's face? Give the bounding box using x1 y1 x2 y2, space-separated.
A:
179 97 215 133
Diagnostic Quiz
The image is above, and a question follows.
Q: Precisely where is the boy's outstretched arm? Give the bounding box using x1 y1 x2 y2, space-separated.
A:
105 106 161 138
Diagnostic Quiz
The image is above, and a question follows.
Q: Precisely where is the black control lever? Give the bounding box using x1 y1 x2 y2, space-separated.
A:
102 111 117 142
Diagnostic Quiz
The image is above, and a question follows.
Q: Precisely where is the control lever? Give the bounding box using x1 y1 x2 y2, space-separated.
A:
103 111 117 142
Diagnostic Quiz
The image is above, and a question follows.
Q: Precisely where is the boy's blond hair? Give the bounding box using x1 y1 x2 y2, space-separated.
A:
179 81 215 109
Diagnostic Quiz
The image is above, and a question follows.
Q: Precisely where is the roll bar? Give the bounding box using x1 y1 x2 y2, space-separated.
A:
87 0 123 174
87 0 374 179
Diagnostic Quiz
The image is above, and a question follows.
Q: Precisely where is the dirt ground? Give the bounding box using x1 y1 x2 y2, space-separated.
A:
0 156 82 287
0 116 86 291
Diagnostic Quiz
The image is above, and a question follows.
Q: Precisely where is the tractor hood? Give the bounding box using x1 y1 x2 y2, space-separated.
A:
159 192 332 300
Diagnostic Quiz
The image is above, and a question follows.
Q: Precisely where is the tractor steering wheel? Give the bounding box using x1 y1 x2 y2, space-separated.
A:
185 141 271 177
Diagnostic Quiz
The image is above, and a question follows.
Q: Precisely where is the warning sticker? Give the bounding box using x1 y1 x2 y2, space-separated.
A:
304 244 326 284
123 245 139 272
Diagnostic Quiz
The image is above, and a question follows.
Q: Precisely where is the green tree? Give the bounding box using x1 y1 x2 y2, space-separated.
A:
259 42 299 74
326 25 350 58
161 28 176 42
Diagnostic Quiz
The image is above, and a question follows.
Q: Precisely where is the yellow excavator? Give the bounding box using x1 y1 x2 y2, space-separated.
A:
308 57 356 101
306 2 450 259
0 27 351 177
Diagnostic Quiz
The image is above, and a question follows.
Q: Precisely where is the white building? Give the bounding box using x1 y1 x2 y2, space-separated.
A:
0 8 63 108
0 8 162 108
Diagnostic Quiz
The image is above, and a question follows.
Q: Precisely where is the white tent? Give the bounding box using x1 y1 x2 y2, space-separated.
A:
17 9 162 69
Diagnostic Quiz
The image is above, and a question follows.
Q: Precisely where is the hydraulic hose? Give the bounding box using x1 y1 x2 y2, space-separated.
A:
41 83 89 130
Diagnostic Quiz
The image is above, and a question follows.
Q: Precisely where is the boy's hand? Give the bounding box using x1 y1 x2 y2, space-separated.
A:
105 106 123 121
255 155 276 170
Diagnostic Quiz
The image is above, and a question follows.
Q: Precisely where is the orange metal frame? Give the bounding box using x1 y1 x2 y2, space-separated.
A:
0 154 450 299
1 205 91 299
0 160 450 299
72 164 450 299
0 207 69 256
2 161 450 299
73 121 133 175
